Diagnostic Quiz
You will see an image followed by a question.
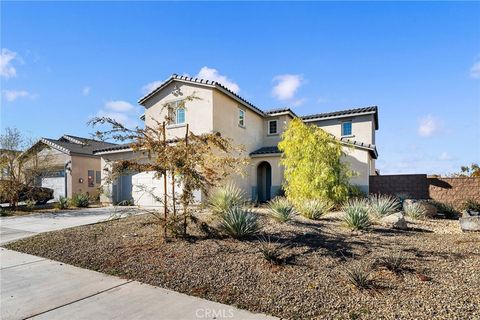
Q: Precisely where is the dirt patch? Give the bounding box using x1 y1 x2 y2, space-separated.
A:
5 210 480 319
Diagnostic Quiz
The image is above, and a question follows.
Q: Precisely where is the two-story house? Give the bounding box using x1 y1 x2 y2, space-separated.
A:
95 74 378 206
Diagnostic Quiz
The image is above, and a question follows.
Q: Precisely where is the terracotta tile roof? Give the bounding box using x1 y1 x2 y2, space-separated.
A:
41 137 116 156
249 146 281 156
264 108 298 117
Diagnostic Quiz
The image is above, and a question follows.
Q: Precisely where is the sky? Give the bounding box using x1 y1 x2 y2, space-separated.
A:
1 1 479 175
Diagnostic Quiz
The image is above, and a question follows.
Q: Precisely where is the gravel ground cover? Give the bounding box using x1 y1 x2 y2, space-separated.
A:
5 209 480 319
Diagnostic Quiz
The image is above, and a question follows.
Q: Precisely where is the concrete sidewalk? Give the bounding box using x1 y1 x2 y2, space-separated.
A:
0 207 135 245
1 248 276 320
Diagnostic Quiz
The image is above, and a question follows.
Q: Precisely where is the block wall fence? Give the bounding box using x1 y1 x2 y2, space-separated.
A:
369 174 480 209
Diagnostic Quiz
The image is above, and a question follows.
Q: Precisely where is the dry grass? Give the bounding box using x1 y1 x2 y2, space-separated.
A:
5 209 480 320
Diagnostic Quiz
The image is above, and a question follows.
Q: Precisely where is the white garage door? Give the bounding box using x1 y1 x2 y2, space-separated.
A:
41 177 65 200
131 171 201 207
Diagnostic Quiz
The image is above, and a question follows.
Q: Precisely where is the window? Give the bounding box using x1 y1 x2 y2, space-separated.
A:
268 120 278 135
95 171 101 184
88 170 94 187
168 100 185 125
238 109 245 127
342 121 352 136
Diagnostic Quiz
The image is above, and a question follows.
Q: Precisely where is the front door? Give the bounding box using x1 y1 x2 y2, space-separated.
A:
257 161 272 202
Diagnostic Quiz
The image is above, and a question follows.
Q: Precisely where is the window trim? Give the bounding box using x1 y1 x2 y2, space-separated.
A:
267 120 279 135
238 108 246 128
341 120 353 137
167 99 186 125
175 107 185 124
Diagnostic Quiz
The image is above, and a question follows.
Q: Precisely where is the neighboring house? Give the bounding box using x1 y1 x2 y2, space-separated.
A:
95 74 379 206
25 135 117 200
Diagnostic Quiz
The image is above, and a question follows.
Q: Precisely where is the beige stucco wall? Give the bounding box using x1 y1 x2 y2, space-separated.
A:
307 114 375 145
342 146 371 192
143 82 214 140
70 154 101 197
263 114 291 147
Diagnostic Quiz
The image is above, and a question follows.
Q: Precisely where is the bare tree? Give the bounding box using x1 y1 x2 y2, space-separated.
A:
90 94 246 238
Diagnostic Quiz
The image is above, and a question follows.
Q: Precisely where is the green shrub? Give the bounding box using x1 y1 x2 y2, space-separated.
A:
403 202 426 219
69 193 90 208
55 196 69 210
462 199 480 212
296 199 333 220
268 197 295 223
257 236 285 265
368 194 400 218
219 207 260 239
208 184 246 216
343 201 371 230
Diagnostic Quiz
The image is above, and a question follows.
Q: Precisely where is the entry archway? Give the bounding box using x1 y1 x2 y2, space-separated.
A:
257 161 272 202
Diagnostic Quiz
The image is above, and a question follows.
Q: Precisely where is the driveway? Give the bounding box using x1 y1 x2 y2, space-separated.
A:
0 208 276 320
0 207 132 245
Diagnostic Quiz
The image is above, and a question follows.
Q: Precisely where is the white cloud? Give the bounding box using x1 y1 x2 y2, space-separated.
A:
470 60 480 79
418 115 440 137
196 66 240 93
2 90 31 102
82 86 91 96
316 97 328 104
95 110 137 128
292 98 307 107
0 48 18 79
272 74 303 100
141 80 163 94
105 100 134 112
439 151 453 161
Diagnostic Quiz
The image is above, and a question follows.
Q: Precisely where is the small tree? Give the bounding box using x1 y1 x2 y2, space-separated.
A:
90 94 246 238
0 128 55 207
278 118 353 205
457 164 480 177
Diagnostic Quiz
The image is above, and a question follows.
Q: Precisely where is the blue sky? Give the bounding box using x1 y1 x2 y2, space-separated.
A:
1 2 479 175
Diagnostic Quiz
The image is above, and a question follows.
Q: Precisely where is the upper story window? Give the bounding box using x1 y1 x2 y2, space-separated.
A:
168 100 185 125
238 108 245 127
342 121 353 136
268 120 278 135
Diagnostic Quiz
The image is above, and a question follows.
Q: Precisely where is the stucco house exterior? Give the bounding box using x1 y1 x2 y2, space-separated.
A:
25 135 117 200
95 74 379 206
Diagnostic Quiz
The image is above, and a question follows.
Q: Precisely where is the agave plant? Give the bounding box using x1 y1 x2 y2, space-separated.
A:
403 202 426 219
219 206 260 239
296 199 333 220
257 236 286 265
379 251 407 273
268 197 295 223
343 201 371 231
208 184 246 216
368 194 400 218
69 193 90 208
55 196 69 210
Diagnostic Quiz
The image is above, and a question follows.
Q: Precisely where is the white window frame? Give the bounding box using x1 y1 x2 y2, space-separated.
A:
238 108 246 128
341 120 353 137
267 120 278 135
167 100 186 126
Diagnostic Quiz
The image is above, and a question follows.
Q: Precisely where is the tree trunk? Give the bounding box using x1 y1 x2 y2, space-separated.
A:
183 124 189 238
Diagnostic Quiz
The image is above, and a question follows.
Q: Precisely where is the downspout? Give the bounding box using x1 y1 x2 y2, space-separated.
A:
64 160 71 198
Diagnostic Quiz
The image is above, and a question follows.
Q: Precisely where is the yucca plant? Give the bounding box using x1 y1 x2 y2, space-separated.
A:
268 197 295 223
379 251 407 273
69 193 90 208
208 184 246 216
344 262 374 289
257 236 286 265
403 202 426 219
296 199 333 220
55 196 69 210
343 200 371 231
219 206 260 239
368 194 400 218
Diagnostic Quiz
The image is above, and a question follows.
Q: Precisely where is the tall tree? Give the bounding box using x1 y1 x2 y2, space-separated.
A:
278 118 353 205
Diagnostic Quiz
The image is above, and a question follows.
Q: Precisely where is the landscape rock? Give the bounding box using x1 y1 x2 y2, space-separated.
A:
379 212 408 230
459 216 480 232
418 201 437 218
